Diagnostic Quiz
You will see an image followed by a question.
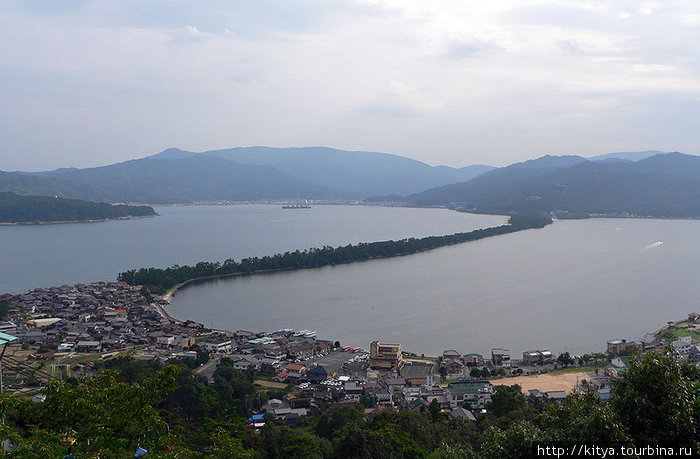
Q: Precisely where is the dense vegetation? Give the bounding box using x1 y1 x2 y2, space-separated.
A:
409 152 700 218
118 215 552 294
0 351 697 457
0 192 156 224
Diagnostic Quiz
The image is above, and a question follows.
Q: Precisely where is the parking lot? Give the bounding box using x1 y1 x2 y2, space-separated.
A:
303 349 368 376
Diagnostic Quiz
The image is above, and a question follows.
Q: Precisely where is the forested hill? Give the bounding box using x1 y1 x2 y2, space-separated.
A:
158 146 495 196
0 192 156 224
1 146 494 203
119 214 552 294
408 152 700 218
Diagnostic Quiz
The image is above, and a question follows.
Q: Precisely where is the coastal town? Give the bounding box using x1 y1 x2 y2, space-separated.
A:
1 281 699 427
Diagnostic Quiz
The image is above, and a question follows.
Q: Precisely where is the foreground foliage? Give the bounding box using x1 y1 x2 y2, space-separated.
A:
0 351 697 457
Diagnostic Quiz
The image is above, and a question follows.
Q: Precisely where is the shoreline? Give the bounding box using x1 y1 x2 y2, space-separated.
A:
0 213 158 226
158 226 538 303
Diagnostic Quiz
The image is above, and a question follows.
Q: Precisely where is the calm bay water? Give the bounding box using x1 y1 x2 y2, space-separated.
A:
3 205 697 357
168 217 700 357
0 205 504 293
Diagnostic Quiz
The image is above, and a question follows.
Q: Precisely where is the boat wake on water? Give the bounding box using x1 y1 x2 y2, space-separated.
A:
642 241 664 250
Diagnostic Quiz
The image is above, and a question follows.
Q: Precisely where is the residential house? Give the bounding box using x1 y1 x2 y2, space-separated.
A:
442 350 462 361
491 348 510 367
522 350 554 365
606 339 639 355
384 377 406 393
287 340 315 360
400 361 435 386
447 381 494 410
156 335 175 347
204 340 232 354
671 339 691 356
285 363 307 381
343 382 364 400
443 358 465 375
305 365 328 383
75 341 101 353
463 353 484 366
528 389 567 405
448 406 476 421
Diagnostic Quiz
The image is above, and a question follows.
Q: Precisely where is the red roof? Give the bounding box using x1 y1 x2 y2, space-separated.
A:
286 363 306 372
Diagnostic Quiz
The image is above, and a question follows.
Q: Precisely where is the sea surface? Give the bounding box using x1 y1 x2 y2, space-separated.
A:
168 216 699 356
0 204 504 293
3 205 697 357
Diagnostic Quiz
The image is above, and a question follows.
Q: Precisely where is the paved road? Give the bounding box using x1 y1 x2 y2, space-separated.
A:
195 357 219 382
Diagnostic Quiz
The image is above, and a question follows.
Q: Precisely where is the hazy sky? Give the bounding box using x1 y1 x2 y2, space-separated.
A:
2 0 700 171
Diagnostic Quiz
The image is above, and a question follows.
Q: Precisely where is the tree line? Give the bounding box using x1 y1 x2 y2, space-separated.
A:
0 350 697 457
0 192 155 224
118 214 553 294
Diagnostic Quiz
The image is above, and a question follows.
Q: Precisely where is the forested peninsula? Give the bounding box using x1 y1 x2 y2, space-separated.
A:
118 214 552 295
0 192 156 224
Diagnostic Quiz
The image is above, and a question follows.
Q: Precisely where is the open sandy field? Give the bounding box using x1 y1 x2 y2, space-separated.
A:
489 372 590 394
254 379 288 389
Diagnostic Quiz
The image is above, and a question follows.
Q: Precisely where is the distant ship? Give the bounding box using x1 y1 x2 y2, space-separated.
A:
282 200 311 209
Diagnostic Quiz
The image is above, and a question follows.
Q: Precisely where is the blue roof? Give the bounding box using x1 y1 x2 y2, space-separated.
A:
249 414 265 421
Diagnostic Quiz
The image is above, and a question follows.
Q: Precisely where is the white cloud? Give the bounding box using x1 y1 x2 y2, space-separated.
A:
1 0 699 171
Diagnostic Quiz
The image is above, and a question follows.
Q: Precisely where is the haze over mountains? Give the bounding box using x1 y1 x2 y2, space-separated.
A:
1 147 493 203
1 146 698 218
409 152 700 218
149 146 494 197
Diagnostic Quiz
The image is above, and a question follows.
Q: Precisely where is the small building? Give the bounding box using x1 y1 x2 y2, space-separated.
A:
491 348 510 366
305 365 328 383
75 341 101 353
522 350 553 365
607 339 639 355
285 363 307 381
442 350 462 360
204 340 232 354
443 358 465 374
448 406 476 421
400 361 435 386
344 382 364 400
447 381 494 410
384 377 406 392
156 335 175 347
671 340 691 355
463 353 483 366
528 389 566 405
370 341 402 370
688 345 700 363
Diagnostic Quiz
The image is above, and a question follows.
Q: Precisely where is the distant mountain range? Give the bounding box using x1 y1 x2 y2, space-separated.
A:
149 146 494 196
408 152 700 218
0 147 494 203
0 192 156 224
2 147 698 218
587 150 665 162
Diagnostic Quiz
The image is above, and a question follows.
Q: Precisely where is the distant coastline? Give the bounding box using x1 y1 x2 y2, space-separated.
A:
0 213 158 226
